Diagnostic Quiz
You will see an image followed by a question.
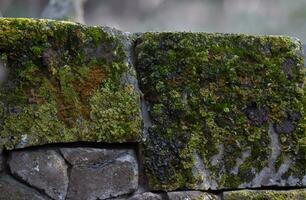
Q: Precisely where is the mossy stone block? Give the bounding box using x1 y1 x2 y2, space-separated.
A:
135 32 306 190
0 18 141 149
223 189 306 200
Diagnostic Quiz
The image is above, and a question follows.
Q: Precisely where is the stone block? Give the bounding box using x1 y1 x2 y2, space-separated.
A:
0 175 50 200
135 32 306 190
66 149 138 200
0 18 141 150
8 149 68 200
223 189 306 200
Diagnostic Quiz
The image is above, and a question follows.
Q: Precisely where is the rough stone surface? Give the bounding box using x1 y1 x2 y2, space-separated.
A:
167 191 219 200
0 18 141 150
8 149 69 200
0 175 50 200
223 189 306 200
66 150 138 200
136 33 306 190
121 192 163 200
60 147 127 165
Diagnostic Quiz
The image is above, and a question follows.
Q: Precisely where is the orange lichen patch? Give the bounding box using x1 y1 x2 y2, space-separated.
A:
55 66 107 126
75 66 107 98
27 88 45 104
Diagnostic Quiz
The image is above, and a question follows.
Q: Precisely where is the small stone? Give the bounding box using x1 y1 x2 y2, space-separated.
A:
167 191 219 200
8 149 69 200
223 189 306 200
60 147 127 166
66 151 138 200
0 175 49 200
128 193 162 200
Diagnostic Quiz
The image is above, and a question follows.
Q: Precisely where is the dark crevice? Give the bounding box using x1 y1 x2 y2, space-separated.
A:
160 192 170 200
7 141 139 152
135 141 150 193
1 148 11 175
57 149 72 200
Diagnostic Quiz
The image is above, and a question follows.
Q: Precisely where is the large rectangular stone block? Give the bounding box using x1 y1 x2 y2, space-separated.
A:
0 18 141 149
136 32 306 190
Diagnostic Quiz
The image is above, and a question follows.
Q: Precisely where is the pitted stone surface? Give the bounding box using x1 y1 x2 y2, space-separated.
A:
8 149 68 200
66 150 138 200
167 191 219 200
128 193 163 200
0 175 50 200
136 32 306 190
223 189 306 200
60 147 127 165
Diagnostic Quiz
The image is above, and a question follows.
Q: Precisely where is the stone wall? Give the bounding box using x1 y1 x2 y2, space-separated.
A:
0 18 305 200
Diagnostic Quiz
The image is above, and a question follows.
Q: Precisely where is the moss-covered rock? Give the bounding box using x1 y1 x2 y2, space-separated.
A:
135 32 306 190
223 189 306 200
0 18 141 149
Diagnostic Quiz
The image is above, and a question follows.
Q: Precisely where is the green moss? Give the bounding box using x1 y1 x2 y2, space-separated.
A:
223 189 306 200
135 32 305 190
0 18 141 149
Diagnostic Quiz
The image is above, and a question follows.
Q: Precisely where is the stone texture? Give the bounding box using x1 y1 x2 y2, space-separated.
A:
8 149 69 200
0 175 50 200
119 192 162 200
167 191 219 200
0 18 141 150
223 189 306 200
60 147 127 165
66 150 138 200
136 33 306 190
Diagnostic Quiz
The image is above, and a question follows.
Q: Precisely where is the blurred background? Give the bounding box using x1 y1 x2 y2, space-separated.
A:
0 0 306 44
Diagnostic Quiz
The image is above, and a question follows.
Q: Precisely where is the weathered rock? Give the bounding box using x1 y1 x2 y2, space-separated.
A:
223 189 306 200
123 192 163 200
0 175 50 200
66 151 138 200
60 147 127 165
136 33 306 190
0 18 141 150
8 149 69 200
167 191 219 200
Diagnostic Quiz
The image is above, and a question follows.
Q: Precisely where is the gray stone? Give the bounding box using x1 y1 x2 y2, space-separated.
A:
8 149 69 200
66 151 138 200
167 191 219 200
0 175 49 200
128 192 162 200
60 147 127 166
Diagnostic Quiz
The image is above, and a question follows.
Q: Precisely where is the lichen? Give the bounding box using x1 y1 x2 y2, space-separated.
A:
0 18 141 149
135 32 305 190
223 189 306 200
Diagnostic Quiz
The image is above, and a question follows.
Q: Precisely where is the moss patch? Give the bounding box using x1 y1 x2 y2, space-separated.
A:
0 18 141 149
135 32 305 190
223 189 306 200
